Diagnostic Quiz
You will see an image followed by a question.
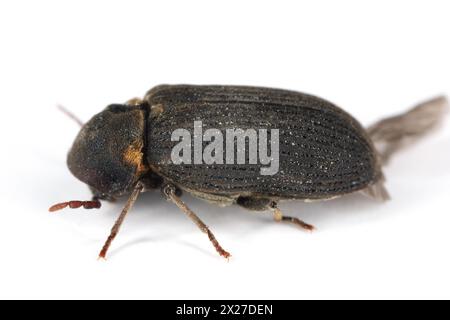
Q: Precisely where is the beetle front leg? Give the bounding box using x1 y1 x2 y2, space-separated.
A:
98 182 144 259
161 184 231 260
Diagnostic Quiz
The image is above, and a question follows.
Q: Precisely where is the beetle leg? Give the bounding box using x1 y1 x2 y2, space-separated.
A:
236 197 315 232
49 198 101 212
269 201 315 232
57 104 84 127
98 182 144 259
161 184 231 260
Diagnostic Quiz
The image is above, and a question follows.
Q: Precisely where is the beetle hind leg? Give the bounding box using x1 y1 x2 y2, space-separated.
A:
269 201 315 232
236 196 315 232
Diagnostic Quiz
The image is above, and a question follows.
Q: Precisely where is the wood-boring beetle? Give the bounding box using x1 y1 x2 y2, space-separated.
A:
50 85 448 259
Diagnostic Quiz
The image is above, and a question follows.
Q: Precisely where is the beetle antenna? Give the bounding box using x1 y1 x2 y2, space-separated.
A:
57 104 84 127
98 182 144 259
49 199 101 212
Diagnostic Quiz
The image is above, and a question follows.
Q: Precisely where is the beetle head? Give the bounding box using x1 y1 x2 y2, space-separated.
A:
67 104 148 197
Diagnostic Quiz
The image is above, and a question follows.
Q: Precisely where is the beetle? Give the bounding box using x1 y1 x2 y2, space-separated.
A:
50 85 448 259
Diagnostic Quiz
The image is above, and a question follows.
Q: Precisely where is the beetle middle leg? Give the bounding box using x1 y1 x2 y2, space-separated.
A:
237 196 315 231
161 183 231 259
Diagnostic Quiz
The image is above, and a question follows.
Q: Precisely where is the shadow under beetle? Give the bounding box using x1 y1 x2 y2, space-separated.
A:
50 85 448 259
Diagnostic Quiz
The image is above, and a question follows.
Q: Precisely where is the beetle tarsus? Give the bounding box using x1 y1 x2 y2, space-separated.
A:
206 229 231 259
162 184 231 260
49 199 101 212
280 215 315 232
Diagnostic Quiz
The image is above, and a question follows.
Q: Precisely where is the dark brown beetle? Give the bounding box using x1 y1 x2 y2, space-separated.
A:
50 85 448 259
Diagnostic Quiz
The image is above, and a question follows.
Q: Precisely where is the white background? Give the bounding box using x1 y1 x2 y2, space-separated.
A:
0 0 449 300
